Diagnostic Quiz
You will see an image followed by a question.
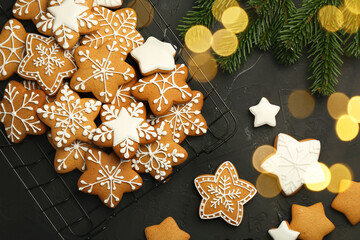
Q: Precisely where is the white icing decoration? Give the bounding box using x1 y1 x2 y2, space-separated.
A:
249 97 280 127
130 36 176 75
110 84 136 107
93 0 122 8
268 221 300 240
261 133 325 196
56 140 89 171
22 80 53 104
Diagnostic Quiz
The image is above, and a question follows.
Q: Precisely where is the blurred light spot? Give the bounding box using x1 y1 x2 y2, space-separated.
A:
185 25 212 53
252 145 276 173
221 6 248 33
341 6 360 33
211 29 238 56
336 115 359 141
328 163 353 193
127 0 154 28
188 51 218 82
256 173 281 198
306 163 331 192
348 96 360 123
327 92 349 120
211 0 239 21
344 0 360 15
318 5 344 32
288 90 315 119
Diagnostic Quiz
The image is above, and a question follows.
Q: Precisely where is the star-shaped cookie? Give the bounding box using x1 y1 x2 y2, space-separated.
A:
18 33 77 96
93 0 123 8
194 161 257 226
131 36 176 76
145 217 190 240
261 133 324 196
290 202 335 240
70 40 136 103
268 220 299 240
332 180 360 225
249 97 280 127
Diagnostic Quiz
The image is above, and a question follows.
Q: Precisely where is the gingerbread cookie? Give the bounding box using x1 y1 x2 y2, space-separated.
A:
22 80 57 104
131 64 192 116
132 121 188 181
194 161 257 226
148 91 207 143
145 217 190 240
0 19 27 81
0 81 46 143
110 78 137 108
261 133 324 196
18 34 77 96
78 149 143 208
249 97 280 127
92 101 157 159
70 40 136 103
37 84 101 148
81 7 144 52
130 36 176 76
268 220 300 240
290 202 335 240
93 0 123 9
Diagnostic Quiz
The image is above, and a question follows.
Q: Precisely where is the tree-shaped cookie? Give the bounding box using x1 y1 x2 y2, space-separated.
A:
148 91 208 143
37 84 102 148
132 121 188 181
70 40 136 103
78 149 143 208
131 64 193 116
92 102 157 159
82 7 144 53
0 81 47 143
0 19 27 81
18 34 77 96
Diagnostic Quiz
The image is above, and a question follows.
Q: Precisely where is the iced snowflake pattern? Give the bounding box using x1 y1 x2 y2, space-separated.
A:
55 140 91 172
12 0 49 30
33 43 65 75
110 80 136 108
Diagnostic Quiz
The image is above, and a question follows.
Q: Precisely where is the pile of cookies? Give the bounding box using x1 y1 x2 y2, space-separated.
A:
0 0 208 208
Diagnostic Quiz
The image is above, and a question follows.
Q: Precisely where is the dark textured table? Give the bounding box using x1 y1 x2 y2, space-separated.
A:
0 0 360 239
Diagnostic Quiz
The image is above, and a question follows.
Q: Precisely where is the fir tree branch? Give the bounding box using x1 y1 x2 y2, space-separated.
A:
345 31 360 58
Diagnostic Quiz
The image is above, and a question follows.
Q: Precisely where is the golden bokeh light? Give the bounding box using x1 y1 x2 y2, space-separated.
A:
348 96 360 123
288 90 315 119
335 115 359 141
188 51 218 82
344 0 360 15
211 29 238 56
252 145 276 173
341 6 360 34
127 0 154 28
185 25 212 53
211 0 239 21
306 163 331 192
256 173 281 198
318 5 344 32
221 6 249 33
327 163 353 193
327 92 349 120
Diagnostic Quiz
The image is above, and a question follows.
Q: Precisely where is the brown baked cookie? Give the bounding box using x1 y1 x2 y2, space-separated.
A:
110 78 137 108
131 121 188 181
0 19 27 81
36 83 101 148
78 149 143 208
290 202 335 240
92 101 157 159
22 80 56 104
148 91 207 144
0 81 46 143
331 180 360 225
70 40 136 103
145 217 190 240
131 64 192 116
18 33 77 96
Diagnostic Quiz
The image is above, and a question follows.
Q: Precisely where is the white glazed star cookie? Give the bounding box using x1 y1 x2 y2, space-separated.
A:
268 221 300 240
249 97 280 127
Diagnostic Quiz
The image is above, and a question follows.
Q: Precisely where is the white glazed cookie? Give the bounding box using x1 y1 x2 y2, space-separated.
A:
93 0 123 8
249 97 280 127
268 221 300 240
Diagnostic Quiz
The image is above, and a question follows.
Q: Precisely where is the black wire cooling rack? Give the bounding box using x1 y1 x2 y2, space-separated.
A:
0 0 237 239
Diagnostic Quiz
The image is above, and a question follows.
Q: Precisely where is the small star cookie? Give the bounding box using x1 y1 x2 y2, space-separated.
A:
194 161 257 226
268 220 300 240
145 217 190 240
249 97 280 127
93 0 123 9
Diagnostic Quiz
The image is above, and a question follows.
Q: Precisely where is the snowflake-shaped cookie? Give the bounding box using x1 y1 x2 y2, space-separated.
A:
93 0 123 8
148 91 207 143
35 0 99 49
110 78 137 108
92 102 157 159
18 34 77 96
0 19 27 81
132 121 188 181
78 149 143 208
70 40 135 103
82 7 144 53
37 84 101 148
0 81 47 143
194 161 257 226
131 64 192 116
